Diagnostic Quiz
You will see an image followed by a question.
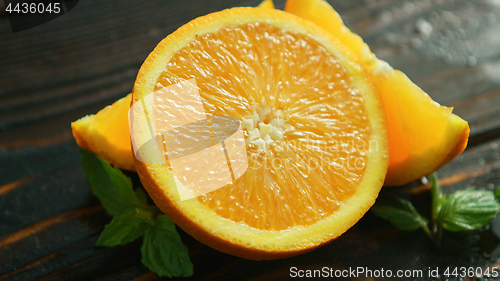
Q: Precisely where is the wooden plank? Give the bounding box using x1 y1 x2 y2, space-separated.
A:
1 138 500 280
1 0 500 146
0 207 105 277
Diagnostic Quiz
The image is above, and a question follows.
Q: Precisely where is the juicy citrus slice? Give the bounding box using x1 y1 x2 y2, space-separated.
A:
131 7 388 259
284 0 470 186
71 94 135 171
257 0 274 9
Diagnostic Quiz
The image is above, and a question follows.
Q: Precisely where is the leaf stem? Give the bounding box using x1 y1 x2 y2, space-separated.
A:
421 223 432 238
427 172 443 248
428 172 442 223
435 224 443 248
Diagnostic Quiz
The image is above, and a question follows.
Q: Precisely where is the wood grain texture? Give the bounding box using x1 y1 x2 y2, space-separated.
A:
1 0 500 280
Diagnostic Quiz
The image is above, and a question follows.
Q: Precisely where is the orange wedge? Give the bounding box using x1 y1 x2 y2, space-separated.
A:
284 0 469 186
258 0 274 9
130 7 388 259
71 94 135 171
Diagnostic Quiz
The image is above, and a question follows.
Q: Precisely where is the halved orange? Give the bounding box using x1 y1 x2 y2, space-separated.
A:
284 0 470 186
131 7 388 259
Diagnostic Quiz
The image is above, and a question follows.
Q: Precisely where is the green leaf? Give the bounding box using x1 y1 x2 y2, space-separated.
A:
438 189 500 231
135 188 149 206
494 188 500 200
372 196 429 231
80 150 148 216
96 208 154 247
141 215 193 277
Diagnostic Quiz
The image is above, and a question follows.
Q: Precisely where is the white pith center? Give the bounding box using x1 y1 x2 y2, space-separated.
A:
242 106 290 153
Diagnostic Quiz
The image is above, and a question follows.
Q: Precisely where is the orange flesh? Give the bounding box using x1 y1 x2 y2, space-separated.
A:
92 96 132 153
72 94 135 171
155 23 371 230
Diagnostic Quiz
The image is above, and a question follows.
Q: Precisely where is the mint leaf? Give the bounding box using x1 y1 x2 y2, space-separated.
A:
80 149 147 216
80 150 193 276
141 215 193 277
96 208 154 247
495 188 500 200
135 188 149 206
372 196 429 231
438 189 500 231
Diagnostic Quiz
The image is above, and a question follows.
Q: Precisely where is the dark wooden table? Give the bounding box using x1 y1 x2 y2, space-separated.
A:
2 0 500 280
